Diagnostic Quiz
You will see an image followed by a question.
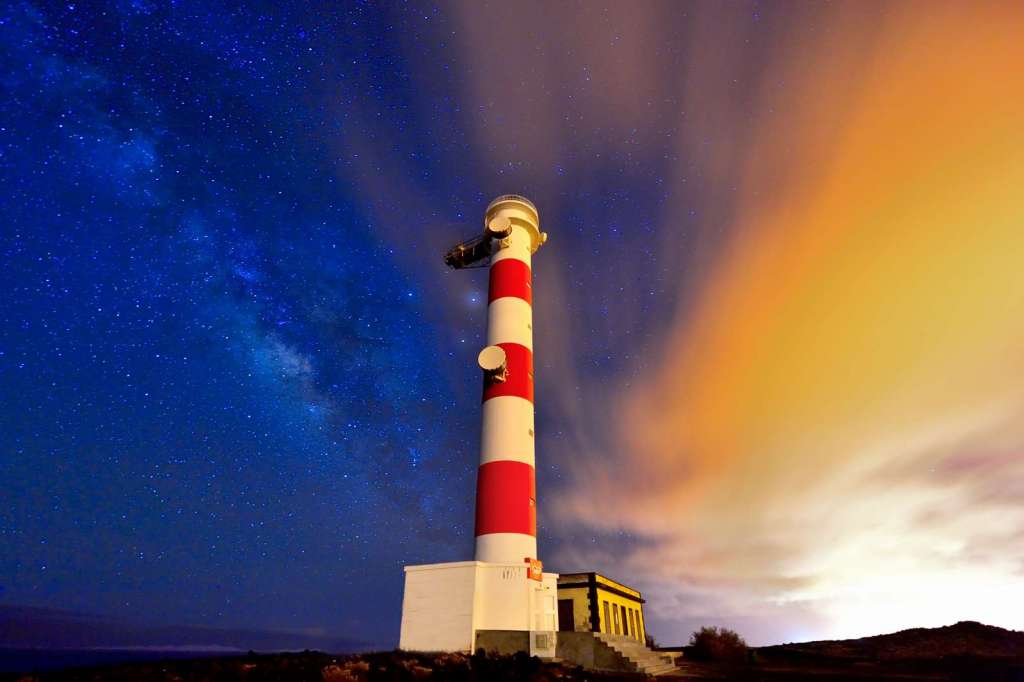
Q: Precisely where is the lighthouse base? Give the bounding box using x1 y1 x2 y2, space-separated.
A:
399 561 559 657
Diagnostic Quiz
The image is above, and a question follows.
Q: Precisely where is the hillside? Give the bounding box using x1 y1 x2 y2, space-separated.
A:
759 621 1024 661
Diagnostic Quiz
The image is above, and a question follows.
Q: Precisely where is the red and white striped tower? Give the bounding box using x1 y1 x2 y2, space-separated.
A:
399 196 558 655
474 195 548 564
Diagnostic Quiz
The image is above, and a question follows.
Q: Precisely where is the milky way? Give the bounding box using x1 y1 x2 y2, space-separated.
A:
1 2 485 647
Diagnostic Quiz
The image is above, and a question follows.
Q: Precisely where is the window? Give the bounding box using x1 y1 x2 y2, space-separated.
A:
613 603 620 634
621 605 628 638
603 601 611 633
628 608 635 638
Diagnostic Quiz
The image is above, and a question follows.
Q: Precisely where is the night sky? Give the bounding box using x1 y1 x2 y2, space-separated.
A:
3 1 1024 650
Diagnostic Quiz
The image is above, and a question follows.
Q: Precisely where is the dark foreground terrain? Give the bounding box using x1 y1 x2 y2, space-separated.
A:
0 649 649 682
745 621 1024 682
4 622 1024 681
4 648 1024 682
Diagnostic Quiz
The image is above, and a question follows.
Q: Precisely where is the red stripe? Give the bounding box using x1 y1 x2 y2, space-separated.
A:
488 258 532 305
482 342 533 403
474 460 537 536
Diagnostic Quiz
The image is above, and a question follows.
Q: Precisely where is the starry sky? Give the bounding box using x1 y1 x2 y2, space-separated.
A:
2 1 1024 650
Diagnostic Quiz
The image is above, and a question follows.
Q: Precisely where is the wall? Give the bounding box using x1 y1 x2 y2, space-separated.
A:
474 563 531 631
557 586 591 632
400 561 478 652
475 630 530 655
555 632 635 673
594 586 645 642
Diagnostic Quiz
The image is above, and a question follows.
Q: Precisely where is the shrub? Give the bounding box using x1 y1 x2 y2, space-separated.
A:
688 626 749 663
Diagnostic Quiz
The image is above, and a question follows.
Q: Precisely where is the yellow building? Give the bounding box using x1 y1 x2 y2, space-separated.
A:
556 573 646 642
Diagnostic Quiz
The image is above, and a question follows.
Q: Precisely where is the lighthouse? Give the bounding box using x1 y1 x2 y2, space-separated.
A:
399 195 558 657
474 195 546 564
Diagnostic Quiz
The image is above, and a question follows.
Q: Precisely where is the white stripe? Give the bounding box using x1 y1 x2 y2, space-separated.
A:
491 224 532 267
475 532 537 564
480 396 536 466
486 297 533 349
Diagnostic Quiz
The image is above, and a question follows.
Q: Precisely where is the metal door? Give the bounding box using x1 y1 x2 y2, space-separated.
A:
529 582 557 658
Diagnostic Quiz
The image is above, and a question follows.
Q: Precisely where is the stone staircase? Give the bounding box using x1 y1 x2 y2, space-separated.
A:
593 633 680 676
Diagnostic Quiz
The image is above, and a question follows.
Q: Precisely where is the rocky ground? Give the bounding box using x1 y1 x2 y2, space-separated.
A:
6 622 1024 682
1 649 649 682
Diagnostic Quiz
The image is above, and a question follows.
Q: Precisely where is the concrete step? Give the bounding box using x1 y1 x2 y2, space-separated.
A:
559 631 680 676
644 667 675 676
600 640 652 653
621 649 663 660
605 641 651 653
614 646 658 658
650 662 679 675
622 647 663 663
594 632 681 676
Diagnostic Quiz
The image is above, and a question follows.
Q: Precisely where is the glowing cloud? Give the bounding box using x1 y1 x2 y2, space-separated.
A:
554 2 1024 643
334 0 1024 645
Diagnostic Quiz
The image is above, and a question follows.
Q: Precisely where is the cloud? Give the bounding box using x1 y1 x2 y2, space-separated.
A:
319 0 1024 644
540 2 1024 644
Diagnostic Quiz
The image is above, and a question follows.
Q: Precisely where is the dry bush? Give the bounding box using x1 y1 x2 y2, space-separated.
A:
688 626 750 663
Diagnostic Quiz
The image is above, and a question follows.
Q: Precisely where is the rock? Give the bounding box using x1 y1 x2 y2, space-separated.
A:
321 664 358 682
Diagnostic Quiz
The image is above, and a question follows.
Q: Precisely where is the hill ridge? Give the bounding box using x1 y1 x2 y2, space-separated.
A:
760 620 1024 660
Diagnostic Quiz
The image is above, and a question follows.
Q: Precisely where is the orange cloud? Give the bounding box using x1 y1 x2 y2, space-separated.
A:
331 0 1024 643
555 1 1024 642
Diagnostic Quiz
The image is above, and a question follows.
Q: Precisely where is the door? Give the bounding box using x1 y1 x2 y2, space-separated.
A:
621 606 629 637
558 600 575 632
530 582 557 658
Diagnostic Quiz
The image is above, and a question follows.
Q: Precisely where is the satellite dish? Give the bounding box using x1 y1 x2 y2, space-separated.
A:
486 215 512 239
478 345 508 379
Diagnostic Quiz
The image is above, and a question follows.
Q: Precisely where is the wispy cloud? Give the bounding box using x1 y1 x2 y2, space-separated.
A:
543 2 1024 644
321 0 1024 645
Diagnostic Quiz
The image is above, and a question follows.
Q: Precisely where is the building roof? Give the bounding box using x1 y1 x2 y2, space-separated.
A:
556 572 644 602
